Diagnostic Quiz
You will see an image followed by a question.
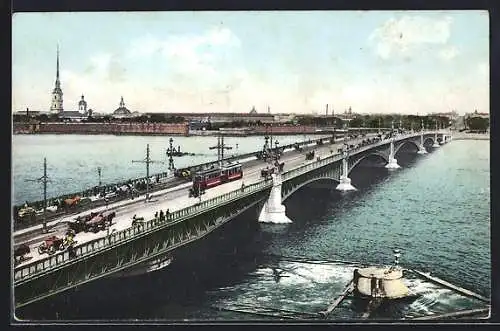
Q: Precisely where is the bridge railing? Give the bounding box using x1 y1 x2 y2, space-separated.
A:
14 179 273 283
281 134 391 181
281 132 426 182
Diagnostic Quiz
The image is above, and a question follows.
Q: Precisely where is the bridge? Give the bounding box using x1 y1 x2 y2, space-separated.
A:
12 126 452 309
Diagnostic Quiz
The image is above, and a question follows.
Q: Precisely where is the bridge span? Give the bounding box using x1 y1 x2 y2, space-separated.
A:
12 128 452 309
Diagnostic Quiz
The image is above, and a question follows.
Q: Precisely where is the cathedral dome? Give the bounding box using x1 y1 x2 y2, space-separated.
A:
113 96 132 115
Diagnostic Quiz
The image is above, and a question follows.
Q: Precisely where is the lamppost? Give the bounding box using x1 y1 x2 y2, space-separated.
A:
274 140 280 161
198 181 202 202
166 137 175 171
432 118 440 148
25 158 51 233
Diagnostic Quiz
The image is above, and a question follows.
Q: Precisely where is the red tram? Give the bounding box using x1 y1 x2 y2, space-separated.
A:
192 162 243 192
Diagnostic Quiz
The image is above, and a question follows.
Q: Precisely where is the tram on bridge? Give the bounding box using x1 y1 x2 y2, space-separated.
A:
189 162 243 197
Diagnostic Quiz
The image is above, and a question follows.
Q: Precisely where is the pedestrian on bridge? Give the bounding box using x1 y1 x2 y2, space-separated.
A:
159 210 164 222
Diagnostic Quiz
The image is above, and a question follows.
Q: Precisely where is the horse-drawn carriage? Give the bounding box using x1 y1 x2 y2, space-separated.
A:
261 167 275 178
17 206 37 223
63 196 81 210
274 161 285 172
305 150 315 160
70 211 116 233
85 211 116 233
174 168 192 180
38 235 66 255
188 185 205 198
131 214 146 227
14 243 31 264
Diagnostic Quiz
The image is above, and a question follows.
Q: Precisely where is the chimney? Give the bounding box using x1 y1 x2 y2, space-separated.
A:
326 104 328 116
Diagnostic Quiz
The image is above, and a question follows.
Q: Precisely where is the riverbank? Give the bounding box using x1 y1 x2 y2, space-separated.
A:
452 132 489 140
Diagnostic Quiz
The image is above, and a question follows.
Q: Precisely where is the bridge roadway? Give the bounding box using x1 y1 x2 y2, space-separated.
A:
14 133 378 268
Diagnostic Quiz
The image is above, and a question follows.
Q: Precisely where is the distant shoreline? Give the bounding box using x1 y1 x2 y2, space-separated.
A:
452 132 489 141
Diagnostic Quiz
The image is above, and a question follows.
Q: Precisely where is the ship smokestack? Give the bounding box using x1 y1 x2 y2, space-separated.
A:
326 104 328 116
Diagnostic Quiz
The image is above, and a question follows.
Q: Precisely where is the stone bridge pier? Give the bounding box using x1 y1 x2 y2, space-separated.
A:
417 120 428 154
258 173 292 224
336 145 356 191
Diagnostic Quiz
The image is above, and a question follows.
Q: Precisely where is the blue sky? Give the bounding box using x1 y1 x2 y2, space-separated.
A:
12 11 489 115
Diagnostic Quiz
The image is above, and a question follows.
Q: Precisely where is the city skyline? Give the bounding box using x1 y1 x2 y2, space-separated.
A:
12 11 489 115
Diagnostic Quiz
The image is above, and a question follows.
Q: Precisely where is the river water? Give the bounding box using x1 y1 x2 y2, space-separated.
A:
13 135 490 321
12 134 327 205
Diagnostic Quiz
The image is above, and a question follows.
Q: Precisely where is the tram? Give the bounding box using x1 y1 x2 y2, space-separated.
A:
189 162 243 197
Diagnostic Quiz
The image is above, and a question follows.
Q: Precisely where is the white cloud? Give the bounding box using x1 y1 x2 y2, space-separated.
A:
127 27 240 75
438 46 459 61
370 15 453 59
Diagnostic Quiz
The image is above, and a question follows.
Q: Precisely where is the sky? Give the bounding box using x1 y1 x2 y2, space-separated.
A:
12 11 489 115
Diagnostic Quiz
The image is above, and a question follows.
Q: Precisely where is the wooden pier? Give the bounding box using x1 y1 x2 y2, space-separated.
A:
319 281 354 317
410 269 490 303
409 307 490 320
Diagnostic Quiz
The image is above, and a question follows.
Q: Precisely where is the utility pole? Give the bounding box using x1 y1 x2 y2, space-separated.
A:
346 118 350 141
97 167 102 186
132 144 163 203
270 124 274 153
25 158 51 233
209 134 232 168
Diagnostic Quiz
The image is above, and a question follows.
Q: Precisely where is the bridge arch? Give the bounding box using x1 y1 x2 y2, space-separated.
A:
282 176 339 202
423 137 435 146
394 139 420 155
348 152 388 174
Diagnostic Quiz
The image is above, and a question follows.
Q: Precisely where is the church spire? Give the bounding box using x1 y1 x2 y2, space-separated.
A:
50 44 64 113
55 44 60 88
